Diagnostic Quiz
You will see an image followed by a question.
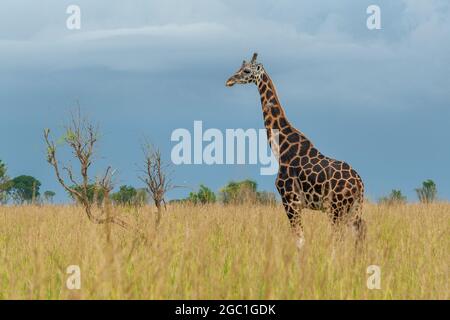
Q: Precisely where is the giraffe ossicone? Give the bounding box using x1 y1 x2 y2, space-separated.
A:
226 53 367 248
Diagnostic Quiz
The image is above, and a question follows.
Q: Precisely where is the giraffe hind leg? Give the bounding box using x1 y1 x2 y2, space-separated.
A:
329 207 347 243
352 217 366 243
349 200 366 249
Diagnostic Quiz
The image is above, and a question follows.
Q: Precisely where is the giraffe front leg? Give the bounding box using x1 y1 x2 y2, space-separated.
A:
292 214 305 250
282 196 305 250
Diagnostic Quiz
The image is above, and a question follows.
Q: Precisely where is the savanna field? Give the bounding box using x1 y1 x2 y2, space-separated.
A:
0 203 448 300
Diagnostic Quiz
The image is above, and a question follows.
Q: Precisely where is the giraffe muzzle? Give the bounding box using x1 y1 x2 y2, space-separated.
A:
226 78 236 87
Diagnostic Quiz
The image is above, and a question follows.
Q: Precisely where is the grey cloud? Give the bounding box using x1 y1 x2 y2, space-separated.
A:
0 0 448 68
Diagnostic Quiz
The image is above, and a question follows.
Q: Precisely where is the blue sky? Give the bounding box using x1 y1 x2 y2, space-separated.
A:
1 0 449 202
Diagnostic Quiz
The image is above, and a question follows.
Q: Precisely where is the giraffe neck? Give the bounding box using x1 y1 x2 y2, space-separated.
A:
256 70 315 159
257 71 291 131
257 71 293 137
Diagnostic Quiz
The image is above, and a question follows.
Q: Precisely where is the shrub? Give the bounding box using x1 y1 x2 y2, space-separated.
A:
188 185 216 204
219 180 277 205
111 185 138 205
68 184 107 205
415 179 437 203
379 189 407 205
43 190 56 204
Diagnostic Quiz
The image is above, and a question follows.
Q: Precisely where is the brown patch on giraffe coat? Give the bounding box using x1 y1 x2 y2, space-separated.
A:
290 157 300 167
312 164 322 172
270 106 280 117
279 118 288 128
300 156 309 166
309 148 318 157
280 143 299 163
286 132 299 143
317 170 326 183
299 140 311 155
281 126 293 135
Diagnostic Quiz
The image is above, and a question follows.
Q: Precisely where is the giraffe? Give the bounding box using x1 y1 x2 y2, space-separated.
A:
226 53 366 249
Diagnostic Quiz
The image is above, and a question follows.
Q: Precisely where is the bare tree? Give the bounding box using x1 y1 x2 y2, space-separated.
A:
139 143 173 226
44 110 129 229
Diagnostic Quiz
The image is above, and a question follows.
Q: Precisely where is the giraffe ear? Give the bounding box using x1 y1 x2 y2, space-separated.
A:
242 60 246 67
251 53 258 63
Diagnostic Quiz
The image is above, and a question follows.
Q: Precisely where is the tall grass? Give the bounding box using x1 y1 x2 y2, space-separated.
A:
0 203 448 299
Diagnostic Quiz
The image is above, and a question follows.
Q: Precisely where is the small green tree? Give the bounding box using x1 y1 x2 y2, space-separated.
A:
111 185 138 205
68 184 107 205
0 160 11 204
7 175 41 204
415 179 437 203
379 189 407 205
188 185 216 204
43 190 56 204
220 179 258 204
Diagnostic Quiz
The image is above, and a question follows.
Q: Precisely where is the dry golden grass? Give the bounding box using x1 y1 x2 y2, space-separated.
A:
0 202 448 299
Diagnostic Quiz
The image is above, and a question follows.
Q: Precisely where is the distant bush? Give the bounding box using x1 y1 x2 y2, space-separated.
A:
68 184 107 205
220 179 277 205
111 185 138 205
379 189 407 205
110 185 149 206
43 190 56 204
415 179 437 203
188 185 216 204
220 180 257 204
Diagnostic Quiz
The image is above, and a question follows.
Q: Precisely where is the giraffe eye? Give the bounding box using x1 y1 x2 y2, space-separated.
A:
243 69 251 74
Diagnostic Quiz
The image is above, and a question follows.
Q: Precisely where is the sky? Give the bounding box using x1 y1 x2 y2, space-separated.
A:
0 0 449 203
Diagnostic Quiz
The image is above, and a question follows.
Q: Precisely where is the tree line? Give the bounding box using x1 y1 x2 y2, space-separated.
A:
0 109 441 209
1 156 440 207
0 166 52 204
378 179 438 205
0 158 276 207
177 179 277 205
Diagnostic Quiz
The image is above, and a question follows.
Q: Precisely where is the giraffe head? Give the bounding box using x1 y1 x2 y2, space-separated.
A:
226 53 264 87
